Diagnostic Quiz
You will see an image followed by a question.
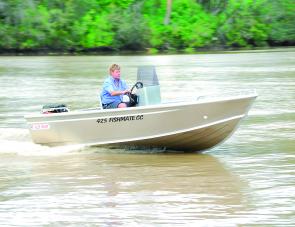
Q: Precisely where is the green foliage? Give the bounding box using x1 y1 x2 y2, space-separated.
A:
73 10 114 48
0 0 294 52
218 0 270 47
142 0 218 50
169 0 217 48
110 1 150 50
267 0 295 44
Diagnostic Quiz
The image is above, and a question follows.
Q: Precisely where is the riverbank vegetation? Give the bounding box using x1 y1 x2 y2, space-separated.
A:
0 0 294 54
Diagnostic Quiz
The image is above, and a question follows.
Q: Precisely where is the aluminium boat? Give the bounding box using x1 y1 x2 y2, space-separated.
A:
25 66 257 152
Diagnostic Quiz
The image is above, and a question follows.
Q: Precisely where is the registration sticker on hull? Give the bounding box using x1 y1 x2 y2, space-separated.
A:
31 123 50 130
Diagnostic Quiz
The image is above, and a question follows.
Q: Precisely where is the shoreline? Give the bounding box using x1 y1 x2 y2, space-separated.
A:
0 46 294 56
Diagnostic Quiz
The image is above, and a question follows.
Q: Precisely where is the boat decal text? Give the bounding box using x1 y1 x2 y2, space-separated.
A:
97 115 144 124
31 123 50 130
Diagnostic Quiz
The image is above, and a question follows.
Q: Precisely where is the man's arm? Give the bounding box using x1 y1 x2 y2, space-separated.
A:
105 79 130 96
110 90 129 96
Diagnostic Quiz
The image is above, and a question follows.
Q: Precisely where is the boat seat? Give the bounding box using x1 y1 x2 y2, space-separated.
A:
99 95 104 110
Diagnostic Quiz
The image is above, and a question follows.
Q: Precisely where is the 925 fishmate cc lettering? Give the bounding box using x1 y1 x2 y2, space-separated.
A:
96 115 143 124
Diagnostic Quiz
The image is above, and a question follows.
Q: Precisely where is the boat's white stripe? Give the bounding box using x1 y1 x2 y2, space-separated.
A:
28 109 179 124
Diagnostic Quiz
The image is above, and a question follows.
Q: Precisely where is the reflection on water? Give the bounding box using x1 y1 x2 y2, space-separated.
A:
0 153 246 226
0 49 294 225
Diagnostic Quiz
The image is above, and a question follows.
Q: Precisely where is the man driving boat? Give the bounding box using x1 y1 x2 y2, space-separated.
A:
101 64 130 109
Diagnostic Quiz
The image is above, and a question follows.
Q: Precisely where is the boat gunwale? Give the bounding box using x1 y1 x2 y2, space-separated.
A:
24 92 257 120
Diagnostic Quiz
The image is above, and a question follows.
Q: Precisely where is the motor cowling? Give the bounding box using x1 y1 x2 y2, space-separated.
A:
42 104 69 114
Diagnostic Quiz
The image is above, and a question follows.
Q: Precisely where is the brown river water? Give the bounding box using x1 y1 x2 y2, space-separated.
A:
0 49 294 226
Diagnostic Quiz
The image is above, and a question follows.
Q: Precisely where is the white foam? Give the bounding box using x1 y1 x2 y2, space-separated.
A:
0 128 87 156
0 128 30 141
249 109 295 116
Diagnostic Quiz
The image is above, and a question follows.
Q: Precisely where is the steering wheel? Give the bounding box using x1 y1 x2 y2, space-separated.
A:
127 82 143 107
130 82 143 94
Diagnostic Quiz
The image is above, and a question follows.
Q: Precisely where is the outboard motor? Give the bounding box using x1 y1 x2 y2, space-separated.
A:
41 104 69 114
136 66 161 106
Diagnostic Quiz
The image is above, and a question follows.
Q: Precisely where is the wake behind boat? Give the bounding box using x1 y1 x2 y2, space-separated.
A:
25 66 257 152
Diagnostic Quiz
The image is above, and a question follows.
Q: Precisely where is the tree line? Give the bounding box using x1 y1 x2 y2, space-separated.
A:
0 0 294 54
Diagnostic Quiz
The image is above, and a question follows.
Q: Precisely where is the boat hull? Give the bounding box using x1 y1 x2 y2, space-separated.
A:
25 94 256 152
116 116 241 151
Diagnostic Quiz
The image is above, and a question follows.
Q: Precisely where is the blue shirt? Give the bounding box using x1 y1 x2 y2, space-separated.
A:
100 76 128 104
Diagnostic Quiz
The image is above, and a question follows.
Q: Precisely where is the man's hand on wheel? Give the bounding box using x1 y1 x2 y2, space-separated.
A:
122 90 130 94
